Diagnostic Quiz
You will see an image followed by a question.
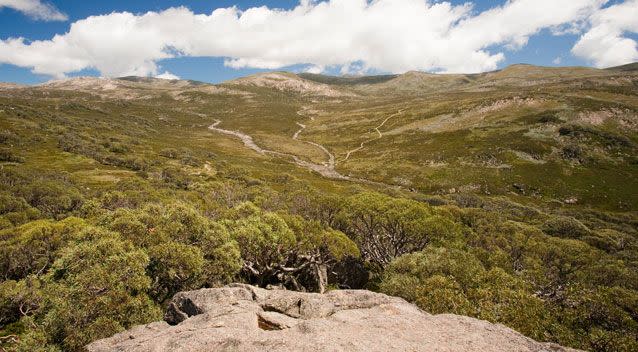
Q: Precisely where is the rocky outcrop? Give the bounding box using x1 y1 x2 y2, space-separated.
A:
225 72 356 97
87 284 579 352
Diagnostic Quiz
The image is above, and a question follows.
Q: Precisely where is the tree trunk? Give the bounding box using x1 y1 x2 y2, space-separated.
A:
314 263 328 293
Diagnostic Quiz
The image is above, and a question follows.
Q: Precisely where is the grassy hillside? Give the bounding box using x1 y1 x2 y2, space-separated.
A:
0 64 637 351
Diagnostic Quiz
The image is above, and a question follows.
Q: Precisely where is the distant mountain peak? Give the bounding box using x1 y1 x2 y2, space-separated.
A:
225 71 355 97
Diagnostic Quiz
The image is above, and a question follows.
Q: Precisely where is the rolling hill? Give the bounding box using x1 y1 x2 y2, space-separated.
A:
0 63 637 351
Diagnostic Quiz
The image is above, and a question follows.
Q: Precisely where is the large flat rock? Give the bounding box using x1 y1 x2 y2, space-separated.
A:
87 284 578 352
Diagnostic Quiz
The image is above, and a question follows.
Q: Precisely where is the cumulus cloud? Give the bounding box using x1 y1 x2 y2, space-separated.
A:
0 0 67 21
305 65 325 74
0 0 619 78
572 0 638 67
155 71 180 80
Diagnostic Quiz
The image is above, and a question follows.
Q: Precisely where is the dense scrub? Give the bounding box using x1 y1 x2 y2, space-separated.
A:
1 162 635 351
0 70 637 351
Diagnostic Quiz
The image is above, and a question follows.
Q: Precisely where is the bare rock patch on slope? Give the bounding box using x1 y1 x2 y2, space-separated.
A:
37 76 246 100
225 72 356 97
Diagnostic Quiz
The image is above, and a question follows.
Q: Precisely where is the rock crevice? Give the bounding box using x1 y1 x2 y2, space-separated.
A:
87 284 580 352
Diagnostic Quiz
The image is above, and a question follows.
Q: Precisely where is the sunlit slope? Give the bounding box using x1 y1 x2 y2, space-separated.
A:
232 64 637 210
2 63 636 210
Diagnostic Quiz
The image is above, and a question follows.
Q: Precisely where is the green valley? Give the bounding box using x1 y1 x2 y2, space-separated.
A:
0 63 637 351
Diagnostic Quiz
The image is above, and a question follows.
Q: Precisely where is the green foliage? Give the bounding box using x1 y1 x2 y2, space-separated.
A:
17 179 83 218
38 228 160 351
103 202 242 286
286 189 344 227
160 166 192 189
0 217 87 281
226 203 296 283
0 66 637 351
147 242 205 302
338 192 461 267
0 192 40 229
381 220 638 351
10 325 60 352
159 148 179 159
316 228 360 261
159 147 200 166
0 129 19 145
380 247 482 315
0 277 41 328
281 212 360 262
0 148 24 163
582 229 638 254
542 215 591 239
225 202 358 290
0 202 241 350
380 247 555 338
559 123 635 148
377 249 531 347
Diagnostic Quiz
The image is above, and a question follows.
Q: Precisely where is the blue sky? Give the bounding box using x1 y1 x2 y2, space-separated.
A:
0 0 636 84
0 1 294 83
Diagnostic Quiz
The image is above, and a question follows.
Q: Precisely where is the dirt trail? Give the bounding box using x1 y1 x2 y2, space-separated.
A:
341 109 405 162
293 122 305 140
208 109 396 188
209 119 347 180
209 120 267 154
293 122 335 169
296 106 316 121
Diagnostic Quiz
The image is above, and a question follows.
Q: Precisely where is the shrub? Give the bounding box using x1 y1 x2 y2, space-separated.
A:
581 229 637 255
380 247 555 343
106 142 130 154
0 193 41 228
337 192 461 268
0 148 24 163
542 216 591 239
160 167 191 189
103 202 242 286
147 242 205 302
38 229 160 351
0 129 18 144
0 277 42 328
225 202 358 292
561 144 584 161
18 179 83 218
0 218 87 281
159 148 179 159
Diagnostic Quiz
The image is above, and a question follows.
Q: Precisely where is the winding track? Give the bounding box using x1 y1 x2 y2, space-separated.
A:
209 120 267 155
341 108 405 162
208 108 402 187
209 117 347 180
293 122 335 169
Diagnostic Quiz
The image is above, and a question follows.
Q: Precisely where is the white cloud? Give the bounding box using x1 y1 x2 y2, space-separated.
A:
155 71 180 80
0 0 613 78
305 65 324 74
553 57 562 65
572 0 638 68
0 0 67 21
